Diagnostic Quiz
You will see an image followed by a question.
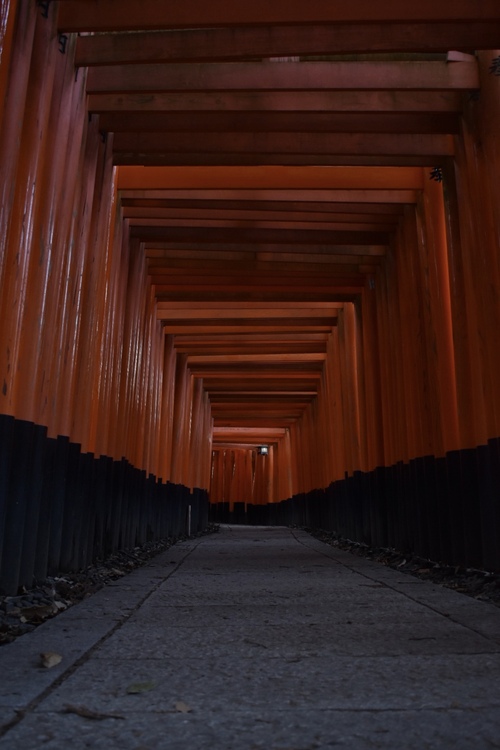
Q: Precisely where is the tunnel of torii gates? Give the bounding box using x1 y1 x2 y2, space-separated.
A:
0 1 500 594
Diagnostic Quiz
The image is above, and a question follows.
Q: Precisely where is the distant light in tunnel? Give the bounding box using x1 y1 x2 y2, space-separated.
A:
258 446 269 456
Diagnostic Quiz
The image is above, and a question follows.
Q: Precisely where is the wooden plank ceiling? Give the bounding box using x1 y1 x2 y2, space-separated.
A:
58 1 499 450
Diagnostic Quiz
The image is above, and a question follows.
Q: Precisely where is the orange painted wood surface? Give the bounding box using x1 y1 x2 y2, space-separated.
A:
1 5 499 504
86 61 479 93
75 23 500 66
57 0 500 33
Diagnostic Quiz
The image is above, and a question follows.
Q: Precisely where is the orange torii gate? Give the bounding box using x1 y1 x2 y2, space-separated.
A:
0 0 499 594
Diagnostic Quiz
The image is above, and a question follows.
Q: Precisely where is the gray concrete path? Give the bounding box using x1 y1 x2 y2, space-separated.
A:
0 525 499 749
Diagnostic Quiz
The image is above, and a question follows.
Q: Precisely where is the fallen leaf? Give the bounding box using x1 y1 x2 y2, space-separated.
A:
174 701 192 713
126 681 156 694
63 704 125 721
21 604 57 623
40 652 63 669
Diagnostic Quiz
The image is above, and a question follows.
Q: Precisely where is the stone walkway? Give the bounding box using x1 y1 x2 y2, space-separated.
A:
0 525 499 749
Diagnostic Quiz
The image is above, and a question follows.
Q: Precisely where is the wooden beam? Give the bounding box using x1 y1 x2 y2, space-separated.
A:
146 244 387 256
210 443 275 449
150 266 369 279
212 419 296 427
176 343 329 355
117 165 424 190
57 1 500 32
89 90 463 114
210 395 317 401
123 206 399 224
154 254 381 271
189 373 324 384
155 286 363 297
113 132 454 158
148 252 384 274
155 292 362 303
153 283 366 295
207 384 320 391
159 308 340 317
211 397 312 402
158 300 343 310
121 197 405 215
86 61 479 93
187 353 327 363
148 260 382 275
160 314 339 325
131 225 389 244
112 153 446 167
153 273 367 288
210 398 317 408
176 333 330 343
98 111 460 135
207 381 320 389
75 23 500 65
164 324 335 334
179 349 329 359
210 403 313 410
208 382 319 391
133 217 396 232
210 413 309 419
120 188 417 204
213 428 287 436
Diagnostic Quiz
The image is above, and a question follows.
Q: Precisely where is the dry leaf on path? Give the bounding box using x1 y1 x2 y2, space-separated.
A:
174 701 192 713
126 681 156 694
62 704 125 721
40 652 62 669
21 605 57 623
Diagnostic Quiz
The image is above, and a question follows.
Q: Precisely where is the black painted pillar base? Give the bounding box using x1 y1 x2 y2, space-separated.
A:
0 415 210 594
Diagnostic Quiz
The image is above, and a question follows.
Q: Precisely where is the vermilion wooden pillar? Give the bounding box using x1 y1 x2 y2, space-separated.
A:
70 133 116 453
17 34 84 431
158 335 176 481
386 241 412 465
113 233 142 460
170 354 190 485
9 37 66 421
203 393 214 490
210 449 221 503
55 115 101 439
338 304 364 475
0 0 36 310
181 372 195 486
422 180 460 455
140 286 164 475
189 376 207 489
441 161 478 449
360 277 385 472
374 249 396 465
0 0 16 107
418 175 460 454
93 173 122 458
0 7 56 419
393 208 428 461
315 367 331 486
330 326 348 479
452 50 500 445
282 428 294 499
38 45 90 440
